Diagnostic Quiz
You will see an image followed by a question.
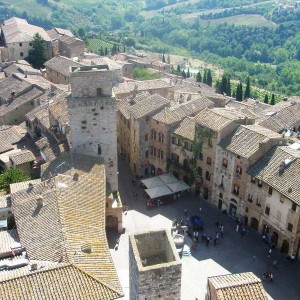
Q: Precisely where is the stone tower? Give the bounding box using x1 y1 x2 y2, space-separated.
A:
129 229 182 300
68 65 121 192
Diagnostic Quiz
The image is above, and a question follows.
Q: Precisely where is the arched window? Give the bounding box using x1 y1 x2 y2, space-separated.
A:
205 171 210 181
154 131 157 140
153 147 157 156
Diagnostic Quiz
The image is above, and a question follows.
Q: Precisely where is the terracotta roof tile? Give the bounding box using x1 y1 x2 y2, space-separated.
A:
173 117 196 141
44 56 83 77
223 125 282 158
194 108 248 132
247 145 300 205
129 94 170 119
209 272 267 300
9 150 35 165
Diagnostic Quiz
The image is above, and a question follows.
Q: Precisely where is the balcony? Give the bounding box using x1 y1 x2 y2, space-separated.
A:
168 159 190 171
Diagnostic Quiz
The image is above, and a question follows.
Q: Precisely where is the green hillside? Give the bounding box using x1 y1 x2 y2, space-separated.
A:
1 0 300 96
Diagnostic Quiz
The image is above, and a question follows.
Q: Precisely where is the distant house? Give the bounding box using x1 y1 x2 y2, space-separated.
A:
0 17 52 62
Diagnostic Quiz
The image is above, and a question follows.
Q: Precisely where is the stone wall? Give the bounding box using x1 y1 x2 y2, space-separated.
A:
129 230 182 300
58 39 84 59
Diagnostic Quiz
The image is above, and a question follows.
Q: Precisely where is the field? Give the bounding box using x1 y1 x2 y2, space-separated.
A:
88 39 119 53
200 14 277 28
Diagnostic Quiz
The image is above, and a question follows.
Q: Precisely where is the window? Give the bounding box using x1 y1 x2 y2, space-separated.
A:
236 165 242 175
258 180 263 188
20 52 24 57
256 198 262 207
96 88 102 96
151 129 154 139
171 153 179 163
161 134 164 143
265 206 270 215
208 138 213 147
153 131 157 140
183 159 189 170
205 171 210 181
207 157 211 165
158 132 164 143
287 223 293 232
153 147 156 156
291 202 297 212
222 158 228 168
233 185 239 196
248 194 253 202
145 150 149 159
97 144 102 155
197 167 202 177
160 150 164 159
268 187 273 196
198 152 203 161
172 136 180 146
150 146 154 155
145 134 148 141
251 176 256 183
19 43 22 47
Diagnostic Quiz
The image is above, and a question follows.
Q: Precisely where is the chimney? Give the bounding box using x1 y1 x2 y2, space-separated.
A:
36 197 44 207
30 263 38 271
11 91 16 100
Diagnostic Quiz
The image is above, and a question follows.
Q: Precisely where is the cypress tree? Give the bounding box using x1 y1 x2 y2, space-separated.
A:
203 69 207 84
215 79 220 92
162 53 166 63
244 77 251 99
236 82 243 101
187 68 190 78
271 93 275 105
206 69 212 86
177 65 181 73
264 94 269 104
105 47 108 55
26 33 46 69
100 46 104 56
196 71 202 82
226 78 231 97
240 82 243 101
181 70 186 78
220 75 227 94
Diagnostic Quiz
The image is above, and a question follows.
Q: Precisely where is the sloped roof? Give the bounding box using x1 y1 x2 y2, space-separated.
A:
47 27 74 40
173 117 196 141
9 150 35 165
258 102 300 133
222 125 282 158
0 125 26 145
1 153 123 299
113 78 173 96
0 87 44 116
209 272 267 300
0 230 19 256
59 35 84 45
44 56 83 77
194 108 248 132
2 17 51 43
129 94 170 119
247 145 300 205
0 76 31 102
10 179 41 194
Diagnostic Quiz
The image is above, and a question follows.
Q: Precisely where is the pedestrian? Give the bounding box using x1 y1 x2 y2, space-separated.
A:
268 248 272 258
195 231 199 242
220 225 224 237
241 227 246 237
199 207 202 213
206 237 210 247
273 260 277 266
236 224 240 232
184 208 188 216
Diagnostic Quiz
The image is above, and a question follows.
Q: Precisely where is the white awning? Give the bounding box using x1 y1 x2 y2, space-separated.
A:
167 181 190 193
158 173 178 184
145 185 173 199
141 177 165 189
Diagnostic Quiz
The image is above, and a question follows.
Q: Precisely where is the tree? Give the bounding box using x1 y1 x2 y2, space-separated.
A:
196 71 202 82
236 82 243 101
244 77 251 99
77 27 86 39
226 78 231 97
187 68 190 78
177 65 181 73
206 69 212 86
220 75 227 94
203 69 207 84
181 70 186 78
162 53 166 63
0 168 29 193
264 94 269 104
271 93 275 105
26 33 47 69
105 47 108 55
100 46 104 56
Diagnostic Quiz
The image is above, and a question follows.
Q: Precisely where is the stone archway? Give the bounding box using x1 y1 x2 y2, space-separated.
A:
229 203 237 217
250 217 259 231
281 239 289 254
